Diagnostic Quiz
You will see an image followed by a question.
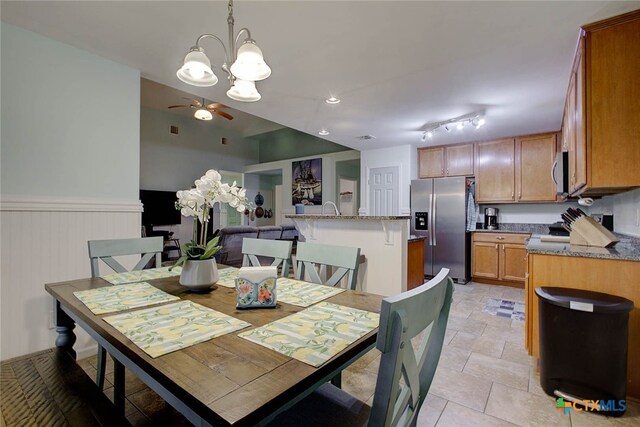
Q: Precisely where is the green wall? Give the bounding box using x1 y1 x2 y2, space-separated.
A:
255 128 351 163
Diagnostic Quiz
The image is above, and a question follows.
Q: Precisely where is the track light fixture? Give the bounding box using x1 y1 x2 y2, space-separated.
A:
176 0 271 102
421 114 486 141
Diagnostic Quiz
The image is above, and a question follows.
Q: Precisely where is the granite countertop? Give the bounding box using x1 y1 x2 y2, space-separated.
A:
526 234 640 262
408 235 427 242
473 223 550 235
284 214 410 220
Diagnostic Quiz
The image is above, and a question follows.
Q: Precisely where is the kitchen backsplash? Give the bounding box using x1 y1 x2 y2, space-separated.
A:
478 202 582 225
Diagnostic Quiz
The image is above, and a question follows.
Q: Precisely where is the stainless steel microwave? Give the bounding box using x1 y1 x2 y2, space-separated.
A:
553 151 569 198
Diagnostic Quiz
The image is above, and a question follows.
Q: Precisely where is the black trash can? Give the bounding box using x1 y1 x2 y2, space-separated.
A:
536 287 634 417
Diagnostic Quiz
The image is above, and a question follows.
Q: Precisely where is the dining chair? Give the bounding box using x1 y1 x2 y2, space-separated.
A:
267 268 454 427
295 242 361 290
241 237 293 277
87 236 163 390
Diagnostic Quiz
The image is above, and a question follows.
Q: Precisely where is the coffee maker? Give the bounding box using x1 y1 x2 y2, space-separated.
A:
484 207 499 230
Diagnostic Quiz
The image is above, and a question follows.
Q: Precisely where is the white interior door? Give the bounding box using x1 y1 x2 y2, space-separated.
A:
369 167 399 216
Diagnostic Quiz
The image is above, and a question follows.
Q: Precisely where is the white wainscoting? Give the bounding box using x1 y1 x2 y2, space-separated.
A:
0 198 142 360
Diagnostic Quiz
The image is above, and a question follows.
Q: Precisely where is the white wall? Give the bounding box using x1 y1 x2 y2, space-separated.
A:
596 188 640 237
140 107 259 244
1 24 142 360
360 145 413 215
244 150 360 217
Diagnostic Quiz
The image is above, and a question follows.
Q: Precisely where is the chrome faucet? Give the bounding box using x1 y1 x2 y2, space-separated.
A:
322 201 340 215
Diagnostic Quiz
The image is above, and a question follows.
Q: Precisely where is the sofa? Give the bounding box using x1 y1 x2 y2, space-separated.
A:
214 224 299 267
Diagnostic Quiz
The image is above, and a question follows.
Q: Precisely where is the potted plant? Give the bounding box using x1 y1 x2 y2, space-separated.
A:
170 169 249 292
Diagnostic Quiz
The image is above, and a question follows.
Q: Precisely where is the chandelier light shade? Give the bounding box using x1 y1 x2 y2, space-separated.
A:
230 40 271 81
177 48 218 87
194 108 214 120
227 79 261 102
175 0 270 102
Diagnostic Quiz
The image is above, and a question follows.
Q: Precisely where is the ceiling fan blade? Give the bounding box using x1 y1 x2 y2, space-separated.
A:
182 97 202 107
167 104 192 109
207 102 229 110
211 110 234 120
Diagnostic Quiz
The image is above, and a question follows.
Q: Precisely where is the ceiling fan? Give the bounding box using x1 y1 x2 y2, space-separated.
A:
168 98 233 121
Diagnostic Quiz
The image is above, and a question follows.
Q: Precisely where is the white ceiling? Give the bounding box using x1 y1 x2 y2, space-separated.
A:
2 1 639 150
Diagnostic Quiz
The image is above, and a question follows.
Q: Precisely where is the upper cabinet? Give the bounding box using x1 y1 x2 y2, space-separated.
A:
562 10 640 196
476 133 558 203
418 144 474 178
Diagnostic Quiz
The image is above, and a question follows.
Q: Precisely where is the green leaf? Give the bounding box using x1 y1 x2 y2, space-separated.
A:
200 244 221 260
169 256 188 270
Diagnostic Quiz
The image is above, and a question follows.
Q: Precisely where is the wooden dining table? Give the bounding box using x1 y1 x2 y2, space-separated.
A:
45 267 384 427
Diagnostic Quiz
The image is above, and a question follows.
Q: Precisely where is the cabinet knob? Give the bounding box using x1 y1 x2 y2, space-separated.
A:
518 192 521 200
496 236 504 240
441 169 444 175
446 169 449 175
495 244 498 250
511 191 514 199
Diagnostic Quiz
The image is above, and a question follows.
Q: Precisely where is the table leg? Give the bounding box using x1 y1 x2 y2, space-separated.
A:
113 358 125 414
54 300 76 360
330 372 342 388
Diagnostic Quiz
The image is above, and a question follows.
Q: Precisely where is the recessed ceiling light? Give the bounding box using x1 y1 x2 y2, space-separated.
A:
325 97 341 104
318 129 330 136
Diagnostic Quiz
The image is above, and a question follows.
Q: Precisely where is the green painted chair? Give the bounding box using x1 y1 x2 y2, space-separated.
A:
294 242 361 290
87 236 163 391
241 238 293 277
267 268 454 427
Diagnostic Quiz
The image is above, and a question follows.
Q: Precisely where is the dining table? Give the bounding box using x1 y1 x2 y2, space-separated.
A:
45 266 384 427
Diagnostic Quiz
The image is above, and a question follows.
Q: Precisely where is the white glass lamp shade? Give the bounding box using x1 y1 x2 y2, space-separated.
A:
227 79 261 102
177 49 218 87
194 109 213 120
230 41 271 81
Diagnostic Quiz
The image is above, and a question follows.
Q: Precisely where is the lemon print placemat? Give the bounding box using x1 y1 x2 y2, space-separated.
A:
101 267 182 285
216 267 240 288
276 278 346 307
103 300 251 358
238 302 379 367
74 282 179 315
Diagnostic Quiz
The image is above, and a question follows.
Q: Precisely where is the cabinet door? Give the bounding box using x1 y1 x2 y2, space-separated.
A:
445 144 474 176
472 242 499 279
500 244 527 282
567 73 579 193
475 139 515 202
516 134 557 202
418 147 445 178
574 37 587 192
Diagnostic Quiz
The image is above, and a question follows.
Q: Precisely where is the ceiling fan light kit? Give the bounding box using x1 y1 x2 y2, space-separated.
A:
176 0 270 102
194 108 213 121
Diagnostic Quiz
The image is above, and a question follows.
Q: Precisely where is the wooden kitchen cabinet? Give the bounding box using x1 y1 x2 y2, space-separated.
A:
516 133 557 202
476 133 557 203
475 139 516 202
526 253 640 398
472 232 529 286
407 238 425 290
418 144 474 178
561 11 640 196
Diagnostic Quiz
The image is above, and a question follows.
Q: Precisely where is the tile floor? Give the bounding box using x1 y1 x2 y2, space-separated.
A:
74 281 639 426
340 282 640 427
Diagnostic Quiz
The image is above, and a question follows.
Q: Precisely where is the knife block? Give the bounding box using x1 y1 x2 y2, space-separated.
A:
570 216 619 247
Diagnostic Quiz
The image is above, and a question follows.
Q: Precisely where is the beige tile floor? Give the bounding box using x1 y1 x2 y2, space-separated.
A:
342 281 640 427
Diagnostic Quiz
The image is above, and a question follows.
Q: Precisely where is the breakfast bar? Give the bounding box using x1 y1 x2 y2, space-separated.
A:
286 215 410 296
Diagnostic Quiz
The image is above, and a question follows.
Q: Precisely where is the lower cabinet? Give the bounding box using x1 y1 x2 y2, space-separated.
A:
407 239 425 290
472 232 529 286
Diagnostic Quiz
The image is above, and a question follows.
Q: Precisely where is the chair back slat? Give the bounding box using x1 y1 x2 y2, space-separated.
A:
88 237 163 277
241 238 293 277
294 242 361 290
368 268 454 427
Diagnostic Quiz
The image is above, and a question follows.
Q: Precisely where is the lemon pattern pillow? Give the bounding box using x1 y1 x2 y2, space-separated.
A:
239 302 379 367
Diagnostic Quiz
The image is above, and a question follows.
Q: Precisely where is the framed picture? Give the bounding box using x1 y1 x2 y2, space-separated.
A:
292 158 322 205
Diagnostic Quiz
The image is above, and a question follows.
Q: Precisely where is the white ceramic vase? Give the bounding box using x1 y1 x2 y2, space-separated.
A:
179 258 219 292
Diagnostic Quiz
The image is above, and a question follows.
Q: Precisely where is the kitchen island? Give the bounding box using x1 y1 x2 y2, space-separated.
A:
525 234 640 398
285 215 410 296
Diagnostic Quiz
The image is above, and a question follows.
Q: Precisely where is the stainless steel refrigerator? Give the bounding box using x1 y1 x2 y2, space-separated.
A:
410 177 470 283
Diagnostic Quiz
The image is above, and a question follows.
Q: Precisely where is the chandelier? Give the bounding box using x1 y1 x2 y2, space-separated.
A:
176 0 271 102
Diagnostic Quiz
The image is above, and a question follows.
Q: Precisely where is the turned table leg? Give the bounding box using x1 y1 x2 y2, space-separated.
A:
54 300 77 359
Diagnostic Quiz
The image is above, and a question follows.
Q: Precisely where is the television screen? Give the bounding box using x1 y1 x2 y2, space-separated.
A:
140 190 182 226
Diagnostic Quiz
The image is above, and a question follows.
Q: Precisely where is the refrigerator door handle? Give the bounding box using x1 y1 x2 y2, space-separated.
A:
433 193 437 246
428 193 433 245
